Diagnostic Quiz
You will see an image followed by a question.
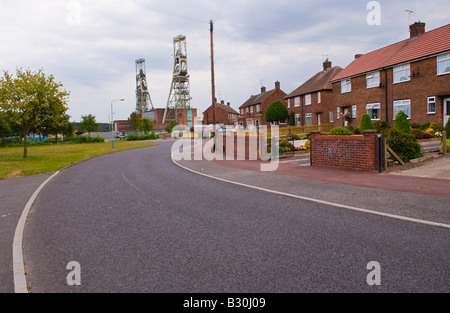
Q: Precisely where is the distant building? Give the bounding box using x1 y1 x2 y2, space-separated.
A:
285 59 342 126
144 108 197 131
202 100 239 126
330 22 450 127
238 81 287 128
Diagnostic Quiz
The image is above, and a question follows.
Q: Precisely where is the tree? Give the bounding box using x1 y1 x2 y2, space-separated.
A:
80 114 99 138
0 68 69 158
359 113 375 133
139 117 153 134
444 119 450 137
265 101 288 125
288 111 295 126
393 111 410 133
0 111 12 138
165 121 178 133
128 112 140 133
34 97 70 142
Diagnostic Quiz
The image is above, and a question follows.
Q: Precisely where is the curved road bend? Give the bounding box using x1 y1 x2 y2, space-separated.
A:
23 141 449 292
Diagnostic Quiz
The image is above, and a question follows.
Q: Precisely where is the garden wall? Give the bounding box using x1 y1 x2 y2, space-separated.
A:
310 130 377 170
218 133 262 160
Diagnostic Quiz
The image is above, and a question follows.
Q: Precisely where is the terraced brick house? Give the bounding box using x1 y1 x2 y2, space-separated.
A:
238 81 287 128
330 22 450 128
202 100 239 126
285 59 343 127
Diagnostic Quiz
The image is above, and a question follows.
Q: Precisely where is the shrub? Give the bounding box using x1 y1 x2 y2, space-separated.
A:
359 113 375 133
330 127 353 136
127 132 159 141
393 111 410 133
420 122 431 130
445 119 450 137
372 120 389 133
386 130 423 162
411 129 424 140
440 139 450 153
410 122 421 129
68 136 104 143
430 122 442 132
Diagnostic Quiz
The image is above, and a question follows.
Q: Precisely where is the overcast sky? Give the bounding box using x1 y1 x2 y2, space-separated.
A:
1 0 449 123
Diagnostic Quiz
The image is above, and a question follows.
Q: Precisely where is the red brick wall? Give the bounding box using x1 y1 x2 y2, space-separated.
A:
203 106 238 126
332 56 450 128
219 133 261 160
310 130 377 170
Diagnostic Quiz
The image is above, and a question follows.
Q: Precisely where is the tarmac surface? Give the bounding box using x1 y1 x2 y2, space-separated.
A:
1 140 449 292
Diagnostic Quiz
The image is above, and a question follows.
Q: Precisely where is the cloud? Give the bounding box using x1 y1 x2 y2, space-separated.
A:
1 0 449 123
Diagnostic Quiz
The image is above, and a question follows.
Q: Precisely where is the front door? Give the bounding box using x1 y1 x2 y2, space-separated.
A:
444 98 450 127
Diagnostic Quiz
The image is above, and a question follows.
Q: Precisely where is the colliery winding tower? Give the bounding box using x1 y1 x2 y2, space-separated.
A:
135 58 154 116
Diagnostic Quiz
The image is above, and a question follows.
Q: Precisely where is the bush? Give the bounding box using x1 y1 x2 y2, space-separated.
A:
393 111 410 133
359 113 375 133
440 139 450 153
330 127 353 136
420 122 431 130
127 132 159 141
430 122 442 132
69 136 105 143
386 130 423 162
372 120 389 133
411 129 424 140
410 122 421 129
445 119 450 136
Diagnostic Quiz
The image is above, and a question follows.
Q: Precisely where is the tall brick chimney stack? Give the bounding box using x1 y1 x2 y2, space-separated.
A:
261 86 266 93
410 21 426 38
275 81 280 90
323 59 332 71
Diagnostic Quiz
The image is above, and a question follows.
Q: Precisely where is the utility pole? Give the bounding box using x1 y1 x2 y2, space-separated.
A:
210 20 216 136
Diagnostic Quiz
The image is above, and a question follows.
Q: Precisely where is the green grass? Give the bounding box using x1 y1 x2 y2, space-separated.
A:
0 141 158 180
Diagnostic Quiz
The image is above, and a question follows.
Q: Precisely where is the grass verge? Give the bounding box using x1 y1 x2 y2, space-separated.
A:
0 141 157 180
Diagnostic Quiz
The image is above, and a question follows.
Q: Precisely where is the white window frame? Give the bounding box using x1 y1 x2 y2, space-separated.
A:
256 104 260 112
317 92 321 104
305 113 312 126
366 103 381 120
295 97 300 107
337 107 340 119
305 94 311 106
352 105 357 119
393 64 411 84
246 107 249 114
437 53 450 75
341 79 351 93
393 99 411 119
427 97 436 114
366 71 380 88
250 106 254 113
329 111 333 123
294 114 301 126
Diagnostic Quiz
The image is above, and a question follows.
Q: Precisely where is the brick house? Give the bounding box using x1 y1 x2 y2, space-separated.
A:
143 108 197 131
285 59 343 126
238 81 287 128
330 22 450 129
202 100 239 126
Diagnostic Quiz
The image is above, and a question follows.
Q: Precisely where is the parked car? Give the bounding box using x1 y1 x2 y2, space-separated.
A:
115 133 126 140
217 126 237 133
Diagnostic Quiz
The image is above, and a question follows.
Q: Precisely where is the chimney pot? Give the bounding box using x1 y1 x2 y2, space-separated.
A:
410 21 426 38
221 100 224 104
227 102 230 106
354 54 363 60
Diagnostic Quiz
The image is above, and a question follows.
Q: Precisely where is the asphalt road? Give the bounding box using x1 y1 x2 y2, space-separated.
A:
23 141 449 293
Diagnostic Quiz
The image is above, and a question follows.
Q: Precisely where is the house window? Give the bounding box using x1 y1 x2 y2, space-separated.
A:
246 107 249 114
318 92 321 104
427 97 436 114
341 79 351 93
295 97 300 107
305 113 312 125
366 103 381 120
337 107 340 119
366 71 380 88
393 99 411 119
437 53 450 75
393 64 410 83
352 105 357 118
329 111 334 123
295 114 301 126
250 106 254 113
305 94 311 106
240 108 244 115
256 104 260 112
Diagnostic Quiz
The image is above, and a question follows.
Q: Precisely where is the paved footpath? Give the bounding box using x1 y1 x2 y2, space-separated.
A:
0 174 53 293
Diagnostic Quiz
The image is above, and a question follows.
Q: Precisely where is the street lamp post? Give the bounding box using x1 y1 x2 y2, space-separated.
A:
111 99 125 148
